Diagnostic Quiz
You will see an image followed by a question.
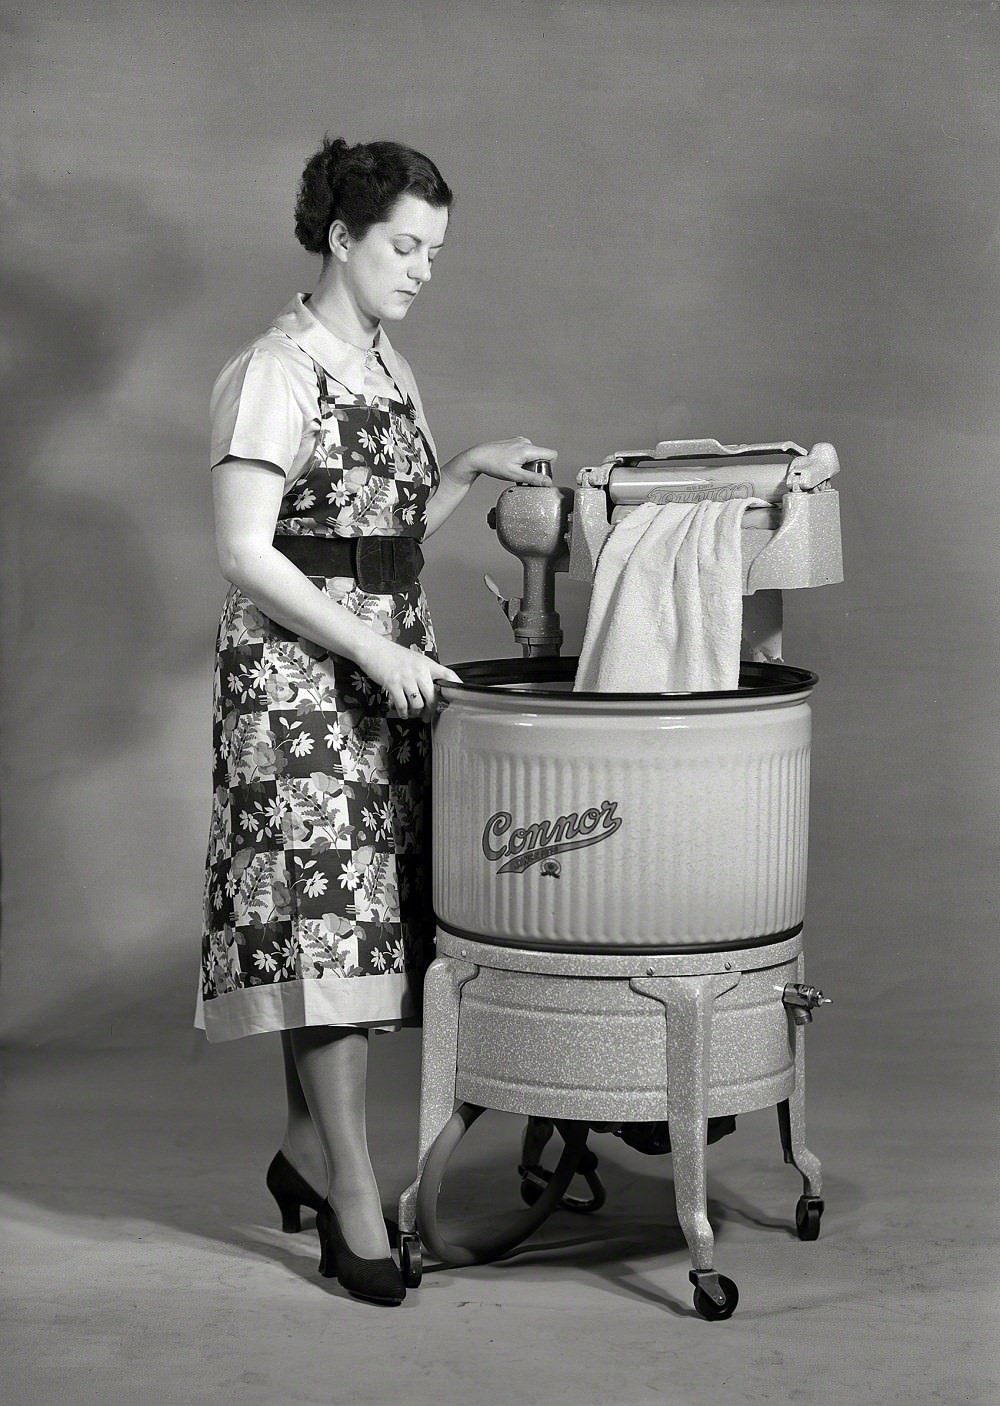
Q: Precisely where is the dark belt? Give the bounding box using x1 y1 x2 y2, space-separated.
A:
273 534 424 593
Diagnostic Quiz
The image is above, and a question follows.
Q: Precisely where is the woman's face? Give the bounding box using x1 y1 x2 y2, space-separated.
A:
336 194 449 325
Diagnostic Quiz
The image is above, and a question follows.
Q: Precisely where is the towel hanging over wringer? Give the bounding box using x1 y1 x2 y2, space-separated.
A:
574 481 769 693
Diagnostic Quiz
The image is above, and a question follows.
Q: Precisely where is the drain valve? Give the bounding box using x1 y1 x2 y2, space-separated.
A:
782 982 832 1025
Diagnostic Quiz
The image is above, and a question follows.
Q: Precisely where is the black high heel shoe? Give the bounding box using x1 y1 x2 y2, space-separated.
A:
266 1151 325 1233
316 1202 406 1305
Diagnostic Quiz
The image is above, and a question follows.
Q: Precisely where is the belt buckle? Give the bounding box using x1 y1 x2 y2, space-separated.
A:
354 538 422 593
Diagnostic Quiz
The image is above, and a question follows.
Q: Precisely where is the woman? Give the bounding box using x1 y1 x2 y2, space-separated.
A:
196 137 555 1304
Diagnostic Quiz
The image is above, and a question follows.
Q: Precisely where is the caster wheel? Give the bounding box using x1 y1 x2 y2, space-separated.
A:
692 1274 739 1321
795 1196 824 1241
400 1234 423 1287
519 1176 545 1207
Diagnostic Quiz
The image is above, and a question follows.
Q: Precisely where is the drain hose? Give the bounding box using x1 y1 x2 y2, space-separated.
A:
415 1103 590 1267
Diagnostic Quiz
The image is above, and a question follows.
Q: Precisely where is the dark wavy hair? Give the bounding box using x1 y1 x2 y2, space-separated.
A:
294 137 453 255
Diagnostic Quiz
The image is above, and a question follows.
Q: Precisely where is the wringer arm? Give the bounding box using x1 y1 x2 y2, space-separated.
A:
485 438 843 664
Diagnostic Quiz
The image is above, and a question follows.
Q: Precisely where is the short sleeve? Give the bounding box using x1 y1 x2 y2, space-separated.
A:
210 348 307 474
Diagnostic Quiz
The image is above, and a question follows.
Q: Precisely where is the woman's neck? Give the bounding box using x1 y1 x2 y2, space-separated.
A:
307 269 379 350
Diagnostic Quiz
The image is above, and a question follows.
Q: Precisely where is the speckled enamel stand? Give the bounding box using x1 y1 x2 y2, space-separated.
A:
396 930 823 1280
397 953 479 1239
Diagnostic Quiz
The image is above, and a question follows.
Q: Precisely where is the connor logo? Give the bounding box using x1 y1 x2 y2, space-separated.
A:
482 800 622 875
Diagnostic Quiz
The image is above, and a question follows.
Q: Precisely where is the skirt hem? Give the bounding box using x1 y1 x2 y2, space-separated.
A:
195 971 421 1043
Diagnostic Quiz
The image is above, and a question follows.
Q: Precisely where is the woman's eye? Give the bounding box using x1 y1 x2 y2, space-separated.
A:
394 244 415 256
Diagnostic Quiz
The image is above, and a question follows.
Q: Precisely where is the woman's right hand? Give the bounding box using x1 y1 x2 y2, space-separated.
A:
356 637 462 719
455 436 558 486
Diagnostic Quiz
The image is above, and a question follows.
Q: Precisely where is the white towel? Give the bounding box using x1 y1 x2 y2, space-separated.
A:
574 496 765 692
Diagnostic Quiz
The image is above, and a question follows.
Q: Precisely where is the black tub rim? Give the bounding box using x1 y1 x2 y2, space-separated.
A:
445 655 818 702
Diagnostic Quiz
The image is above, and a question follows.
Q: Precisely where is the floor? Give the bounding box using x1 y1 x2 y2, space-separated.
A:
1 1003 996 1406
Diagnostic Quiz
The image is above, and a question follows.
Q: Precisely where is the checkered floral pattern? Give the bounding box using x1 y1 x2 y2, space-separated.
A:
200 359 438 1037
279 360 437 539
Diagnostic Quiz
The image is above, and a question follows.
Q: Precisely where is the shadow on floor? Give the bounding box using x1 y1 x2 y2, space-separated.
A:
0 1030 861 1315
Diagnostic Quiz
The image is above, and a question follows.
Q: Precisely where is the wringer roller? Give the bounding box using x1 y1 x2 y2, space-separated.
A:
397 439 841 1319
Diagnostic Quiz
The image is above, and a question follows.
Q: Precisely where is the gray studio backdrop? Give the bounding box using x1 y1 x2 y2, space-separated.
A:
1 0 997 1055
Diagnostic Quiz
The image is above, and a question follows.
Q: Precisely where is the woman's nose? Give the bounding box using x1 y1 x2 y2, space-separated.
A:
410 253 432 284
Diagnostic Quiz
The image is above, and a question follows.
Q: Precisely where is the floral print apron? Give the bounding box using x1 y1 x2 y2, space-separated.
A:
199 354 439 1042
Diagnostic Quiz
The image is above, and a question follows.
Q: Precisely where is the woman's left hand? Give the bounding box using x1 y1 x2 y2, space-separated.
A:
455 436 558 485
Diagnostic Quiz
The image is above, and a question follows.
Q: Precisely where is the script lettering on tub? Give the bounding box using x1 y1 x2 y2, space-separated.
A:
481 800 622 874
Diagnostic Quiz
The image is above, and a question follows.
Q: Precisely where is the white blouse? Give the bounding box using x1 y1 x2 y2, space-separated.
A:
210 294 437 488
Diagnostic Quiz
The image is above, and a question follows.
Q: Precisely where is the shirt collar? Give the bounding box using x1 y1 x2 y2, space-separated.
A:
270 294 403 397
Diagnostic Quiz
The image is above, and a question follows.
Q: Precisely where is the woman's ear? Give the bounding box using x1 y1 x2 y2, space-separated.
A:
327 219 351 264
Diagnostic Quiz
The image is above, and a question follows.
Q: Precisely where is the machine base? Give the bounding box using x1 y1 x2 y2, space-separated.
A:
398 929 825 1319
